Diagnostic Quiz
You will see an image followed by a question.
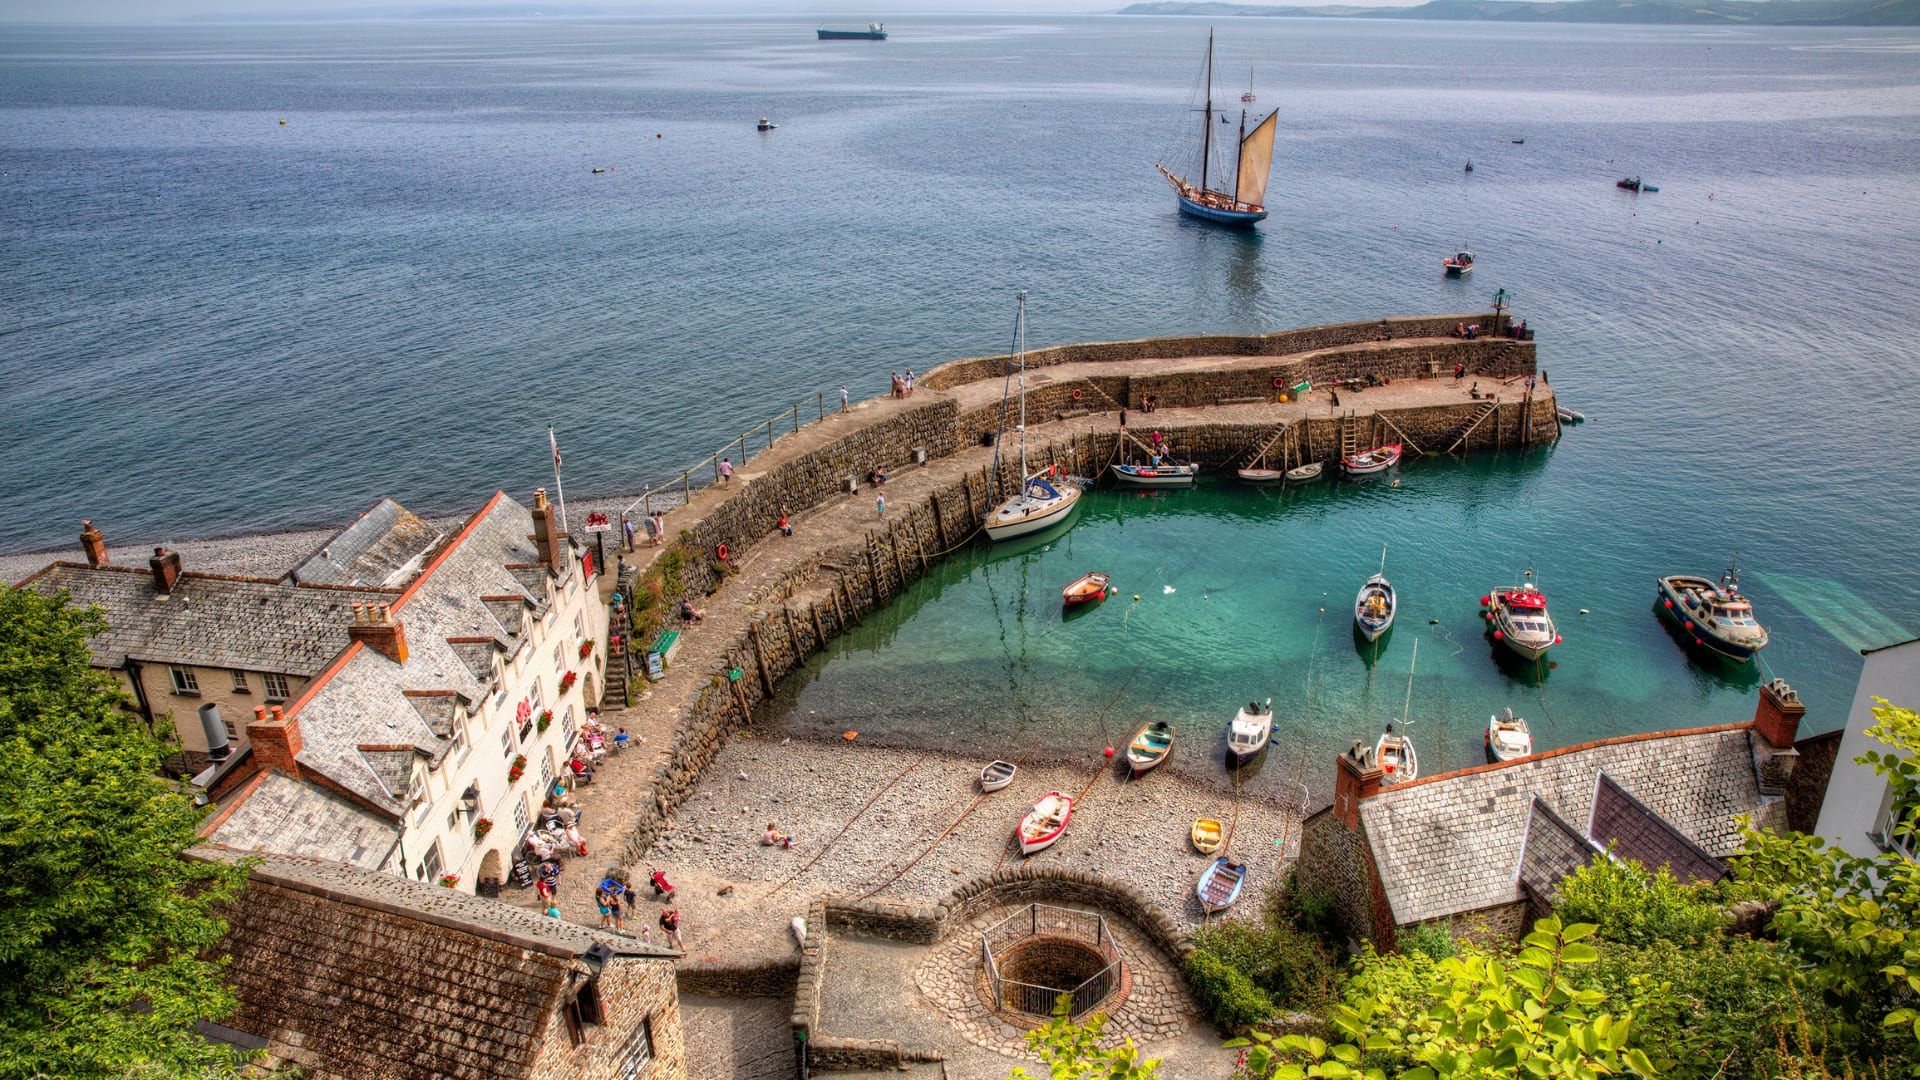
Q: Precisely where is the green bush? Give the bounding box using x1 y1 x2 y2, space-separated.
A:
1185 947 1274 1030
1553 852 1725 946
1396 920 1456 961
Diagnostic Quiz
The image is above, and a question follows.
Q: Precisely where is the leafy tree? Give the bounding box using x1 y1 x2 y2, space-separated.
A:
1578 937 1812 1079
1552 851 1725 947
1731 698 1919 1074
1229 916 1660 1079
1008 994 1161 1079
1187 874 1345 1028
0 585 252 1079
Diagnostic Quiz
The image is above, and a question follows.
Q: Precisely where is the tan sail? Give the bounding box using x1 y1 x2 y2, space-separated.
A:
1235 110 1277 208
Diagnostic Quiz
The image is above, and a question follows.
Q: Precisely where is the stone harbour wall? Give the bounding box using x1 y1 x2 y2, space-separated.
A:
674 955 800 998
920 314 1504 390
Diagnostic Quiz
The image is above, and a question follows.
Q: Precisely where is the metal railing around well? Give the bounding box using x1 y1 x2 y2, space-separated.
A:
980 903 1123 1021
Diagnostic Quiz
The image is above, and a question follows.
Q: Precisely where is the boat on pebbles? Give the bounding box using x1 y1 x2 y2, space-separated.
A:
1197 856 1247 914
1228 699 1273 763
1017 791 1073 855
1125 720 1174 777
980 760 1017 792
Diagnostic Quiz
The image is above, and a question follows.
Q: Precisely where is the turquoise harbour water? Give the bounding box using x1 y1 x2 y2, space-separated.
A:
4 15 1919 752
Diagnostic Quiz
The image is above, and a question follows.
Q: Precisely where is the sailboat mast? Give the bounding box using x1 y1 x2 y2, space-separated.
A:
1016 293 1028 482
1234 109 1246 207
1401 639 1418 724
1200 30 1214 195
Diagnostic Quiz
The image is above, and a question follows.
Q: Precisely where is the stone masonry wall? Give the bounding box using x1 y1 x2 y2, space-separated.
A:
1295 808 1375 948
920 314 1503 390
675 956 799 998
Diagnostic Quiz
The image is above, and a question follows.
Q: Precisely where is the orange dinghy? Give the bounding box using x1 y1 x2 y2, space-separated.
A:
1062 572 1111 607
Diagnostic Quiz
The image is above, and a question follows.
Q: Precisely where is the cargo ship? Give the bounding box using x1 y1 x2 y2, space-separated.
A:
818 23 886 39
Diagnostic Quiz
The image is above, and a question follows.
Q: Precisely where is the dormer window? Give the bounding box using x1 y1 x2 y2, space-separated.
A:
409 771 432 824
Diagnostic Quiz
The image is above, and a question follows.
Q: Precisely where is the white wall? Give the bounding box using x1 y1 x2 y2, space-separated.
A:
1812 638 1920 859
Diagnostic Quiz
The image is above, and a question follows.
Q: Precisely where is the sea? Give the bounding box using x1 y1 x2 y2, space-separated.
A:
4 15 1919 789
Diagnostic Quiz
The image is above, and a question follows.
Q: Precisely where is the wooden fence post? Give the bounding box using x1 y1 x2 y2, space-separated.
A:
810 602 826 649
747 621 775 697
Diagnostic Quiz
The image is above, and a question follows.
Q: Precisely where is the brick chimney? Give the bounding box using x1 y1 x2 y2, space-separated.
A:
148 546 182 596
530 488 565 576
1752 678 1804 795
246 704 302 779
1334 740 1384 829
348 602 409 664
80 520 108 567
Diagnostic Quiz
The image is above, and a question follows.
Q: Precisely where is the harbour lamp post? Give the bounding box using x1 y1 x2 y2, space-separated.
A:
1491 288 1510 335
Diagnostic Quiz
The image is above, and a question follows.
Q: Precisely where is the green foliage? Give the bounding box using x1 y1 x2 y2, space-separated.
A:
1553 852 1725 946
1008 994 1161 1080
1188 946 1277 1029
1229 916 1660 1080
1396 922 1456 962
0 585 253 1079
629 541 693 645
1578 937 1817 1079
1730 697 1920 1075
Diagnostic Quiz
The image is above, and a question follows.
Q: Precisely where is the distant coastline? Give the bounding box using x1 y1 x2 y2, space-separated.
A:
1118 0 1920 27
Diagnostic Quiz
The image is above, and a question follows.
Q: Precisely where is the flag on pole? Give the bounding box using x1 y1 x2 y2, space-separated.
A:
550 427 562 470
547 425 568 533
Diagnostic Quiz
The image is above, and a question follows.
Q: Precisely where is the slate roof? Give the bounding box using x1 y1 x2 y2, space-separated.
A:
1358 724 1781 926
191 847 674 1080
276 493 550 816
289 497 442 588
21 564 391 675
1516 796 1599 912
207 771 401 868
1589 773 1729 883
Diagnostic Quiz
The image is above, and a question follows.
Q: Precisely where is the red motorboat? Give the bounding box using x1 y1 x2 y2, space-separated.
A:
1063 572 1112 607
1342 444 1403 476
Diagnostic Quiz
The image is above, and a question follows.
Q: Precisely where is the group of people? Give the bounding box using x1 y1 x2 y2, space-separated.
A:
890 370 916 398
622 510 668 551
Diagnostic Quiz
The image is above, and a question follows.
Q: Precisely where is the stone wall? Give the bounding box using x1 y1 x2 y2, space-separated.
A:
674 956 799 998
1403 901 1531 946
1295 808 1377 947
920 314 1504 390
1786 728 1843 835
791 900 826 1039
524 955 687 1080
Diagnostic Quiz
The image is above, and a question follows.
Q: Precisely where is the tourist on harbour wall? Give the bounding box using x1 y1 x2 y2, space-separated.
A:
719 458 733 487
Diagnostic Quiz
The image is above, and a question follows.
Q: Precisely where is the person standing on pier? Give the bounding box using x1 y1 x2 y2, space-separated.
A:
719 458 733 487
904 369 915 396
876 493 886 517
649 510 666 546
622 514 636 551
840 385 849 411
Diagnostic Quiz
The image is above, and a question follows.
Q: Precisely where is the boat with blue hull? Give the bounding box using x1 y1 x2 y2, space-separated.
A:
1656 563 1768 663
1156 30 1277 230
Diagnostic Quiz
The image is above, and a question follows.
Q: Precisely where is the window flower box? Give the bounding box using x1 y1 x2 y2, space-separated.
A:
473 817 494 840
578 639 595 660
537 709 553 733
558 671 578 694
507 755 527 783
437 874 461 888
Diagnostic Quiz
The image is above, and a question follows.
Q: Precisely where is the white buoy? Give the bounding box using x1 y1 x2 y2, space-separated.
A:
790 916 808 946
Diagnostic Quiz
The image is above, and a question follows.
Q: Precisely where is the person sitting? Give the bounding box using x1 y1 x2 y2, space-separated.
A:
868 465 887 486
763 822 793 849
778 515 792 537
568 755 594 784
1469 382 1480 399
613 727 631 752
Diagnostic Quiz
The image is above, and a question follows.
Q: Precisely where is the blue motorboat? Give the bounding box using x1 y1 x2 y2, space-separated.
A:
1656 563 1768 663
1156 31 1277 230
1197 856 1246 913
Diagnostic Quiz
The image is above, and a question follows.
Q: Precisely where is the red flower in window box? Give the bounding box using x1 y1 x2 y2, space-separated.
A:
437 874 461 888
473 817 494 840
578 639 595 660
536 709 553 733
507 754 527 783
558 671 578 694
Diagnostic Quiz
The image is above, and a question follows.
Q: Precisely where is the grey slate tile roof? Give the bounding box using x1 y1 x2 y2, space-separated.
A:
288 497 442 588
1516 796 1599 910
1358 724 1781 926
1590 773 1729 883
22 563 391 675
207 771 400 868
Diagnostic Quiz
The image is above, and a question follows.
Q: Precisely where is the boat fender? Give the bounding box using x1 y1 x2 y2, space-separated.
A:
1071 388 1083 401
715 542 730 561
1273 376 1286 388
1685 621 1694 631
1554 635 1563 644
1664 599 1673 608
1493 630 1504 640
1481 595 1492 606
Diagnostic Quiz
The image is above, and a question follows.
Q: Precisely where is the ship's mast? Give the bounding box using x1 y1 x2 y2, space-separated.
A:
1200 29 1214 195
1234 109 1246 207
1016 292 1028 483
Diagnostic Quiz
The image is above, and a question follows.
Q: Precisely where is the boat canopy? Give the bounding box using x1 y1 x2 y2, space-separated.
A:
1503 591 1547 609
1235 111 1277 208
1025 479 1062 499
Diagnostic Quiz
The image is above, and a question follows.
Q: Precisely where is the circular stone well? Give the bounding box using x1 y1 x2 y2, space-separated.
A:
998 936 1111 994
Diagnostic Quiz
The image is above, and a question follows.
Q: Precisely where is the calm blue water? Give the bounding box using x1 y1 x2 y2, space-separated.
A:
5 16 1919 741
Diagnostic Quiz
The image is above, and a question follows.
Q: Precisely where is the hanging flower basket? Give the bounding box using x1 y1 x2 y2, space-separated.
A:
578 639 595 660
507 754 528 782
537 709 553 733
474 817 494 840
558 671 578 694
438 873 461 888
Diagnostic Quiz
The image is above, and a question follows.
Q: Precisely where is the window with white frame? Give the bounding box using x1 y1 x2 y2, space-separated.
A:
409 772 432 824
231 670 249 692
446 807 460 833
573 612 586 643
615 1016 653 1078
263 672 290 701
451 720 469 762
500 725 515 759
553 640 566 672
562 704 578 749
416 840 442 883
512 794 529 837
539 749 554 790
529 677 543 711
169 666 199 694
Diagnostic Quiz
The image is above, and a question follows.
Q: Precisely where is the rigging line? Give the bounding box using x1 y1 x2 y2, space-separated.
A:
758 749 933 900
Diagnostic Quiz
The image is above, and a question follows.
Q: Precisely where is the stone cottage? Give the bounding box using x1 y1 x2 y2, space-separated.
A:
1294 680 1808 945
193 847 684 1080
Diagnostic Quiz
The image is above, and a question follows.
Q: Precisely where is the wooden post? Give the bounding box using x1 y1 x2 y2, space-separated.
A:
908 518 929 574
817 393 824 422
835 573 858 627
747 620 775 697
886 522 907 584
810 601 826 649
865 535 885 601
931 490 949 550
793 404 800 434
783 607 802 658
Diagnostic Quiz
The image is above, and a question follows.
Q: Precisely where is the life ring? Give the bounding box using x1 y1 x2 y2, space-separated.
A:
1071 388 1084 401
715 542 730 561
1272 376 1285 388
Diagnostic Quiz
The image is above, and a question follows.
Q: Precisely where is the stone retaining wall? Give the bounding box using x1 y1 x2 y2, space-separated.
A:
921 314 1502 390
791 900 826 1038
675 956 799 998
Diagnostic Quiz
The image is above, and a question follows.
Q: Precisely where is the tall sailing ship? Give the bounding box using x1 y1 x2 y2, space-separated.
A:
1157 31 1278 228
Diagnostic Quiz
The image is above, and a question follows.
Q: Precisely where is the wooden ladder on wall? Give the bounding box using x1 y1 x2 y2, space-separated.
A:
1338 411 1364 461
1442 400 1500 455
1240 421 1292 470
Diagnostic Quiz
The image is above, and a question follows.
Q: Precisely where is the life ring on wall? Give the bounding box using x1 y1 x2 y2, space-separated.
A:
715 542 730 561
1273 376 1285 388
1071 388 1084 401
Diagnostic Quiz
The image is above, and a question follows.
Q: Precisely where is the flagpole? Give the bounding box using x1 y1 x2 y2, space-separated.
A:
548 426 568 533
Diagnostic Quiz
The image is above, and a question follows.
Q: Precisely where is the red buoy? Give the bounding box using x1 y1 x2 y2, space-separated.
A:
1103 747 1114 758
1493 630 1505 640
1663 599 1673 609
1684 621 1694 631
1481 595 1492 606
1554 635 1563 644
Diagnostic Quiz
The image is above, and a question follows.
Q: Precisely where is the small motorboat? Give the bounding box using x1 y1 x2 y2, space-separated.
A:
1342 444 1402 476
1617 176 1641 192
591 166 606 174
1375 723 1418 784
1062 571 1112 607
1285 462 1324 482
1354 544 1395 642
1511 138 1525 144
757 117 778 131
1482 571 1559 660
1110 462 1200 487
1443 250 1474 276
1017 791 1073 855
1197 856 1247 913
1191 817 1223 854
1125 720 1175 776
1642 183 1659 192
1237 467 1284 483
1486 708 1533 762
1656 563 1769 663
980 759 1017 792
1227 699 1273 762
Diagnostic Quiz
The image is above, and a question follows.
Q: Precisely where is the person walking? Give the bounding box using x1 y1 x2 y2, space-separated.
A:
650 511 666 546
876 493 886 517
719 458 733 488
659 907 684 950
840 385 849 412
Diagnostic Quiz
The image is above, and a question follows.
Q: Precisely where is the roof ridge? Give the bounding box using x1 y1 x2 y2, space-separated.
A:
390 491 507 612
1367 721 1755 798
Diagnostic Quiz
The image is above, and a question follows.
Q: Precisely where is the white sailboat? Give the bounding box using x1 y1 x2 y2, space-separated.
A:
1374 640 1420 784
985 294 1083 542
1156 31 1279 228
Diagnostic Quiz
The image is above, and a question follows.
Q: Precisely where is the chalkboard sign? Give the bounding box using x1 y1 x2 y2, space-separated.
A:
646 652 664 681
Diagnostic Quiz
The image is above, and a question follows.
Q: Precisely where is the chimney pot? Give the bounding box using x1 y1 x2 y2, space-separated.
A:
80 520 109 567
246 703 303 779
348 601 409 664
148 547 183 596
530 488 565 575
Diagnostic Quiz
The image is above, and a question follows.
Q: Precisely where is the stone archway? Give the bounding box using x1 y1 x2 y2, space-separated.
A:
477 848 505 892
